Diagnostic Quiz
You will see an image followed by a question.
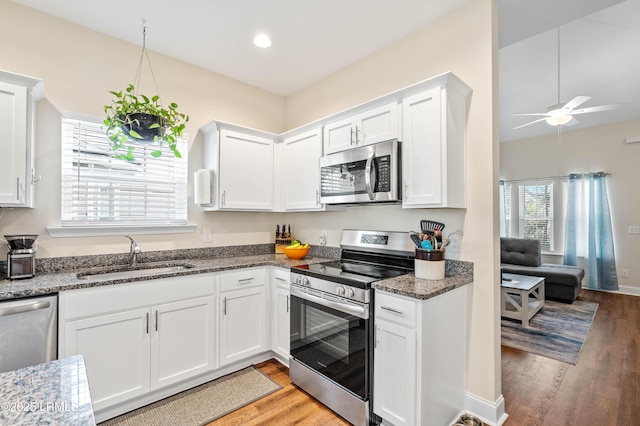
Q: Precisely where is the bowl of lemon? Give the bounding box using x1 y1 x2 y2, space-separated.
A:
283 241 310 260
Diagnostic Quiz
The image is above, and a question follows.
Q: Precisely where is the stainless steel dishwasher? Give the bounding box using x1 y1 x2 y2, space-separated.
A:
0 294 57 373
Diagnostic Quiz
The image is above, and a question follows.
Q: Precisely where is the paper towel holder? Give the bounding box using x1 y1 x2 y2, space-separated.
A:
194 169 213 206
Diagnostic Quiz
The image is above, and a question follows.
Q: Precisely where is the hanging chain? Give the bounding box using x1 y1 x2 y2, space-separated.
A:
133 23 162 104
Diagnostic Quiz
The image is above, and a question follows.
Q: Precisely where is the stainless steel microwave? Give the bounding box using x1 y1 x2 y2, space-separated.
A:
319 139 401 204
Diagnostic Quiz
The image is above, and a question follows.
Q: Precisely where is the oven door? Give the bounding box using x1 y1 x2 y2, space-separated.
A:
290 284 370 400
319 139 399 204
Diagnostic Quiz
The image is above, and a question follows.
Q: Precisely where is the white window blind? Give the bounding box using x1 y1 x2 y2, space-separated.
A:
518 183 554 251
61 117 187 227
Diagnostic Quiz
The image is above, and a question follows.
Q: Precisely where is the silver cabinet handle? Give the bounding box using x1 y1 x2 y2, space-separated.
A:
316 190 320 205
16 177 20 200
374 325 378 349
275 277 287 282
380 305 404 315
0 300 50 317
221 190 226 207
355 126 361 144
155 310 159 331
238 277 254 283
350 127 355 145
223 297 227 315
287 295 290 313
145 312 150 334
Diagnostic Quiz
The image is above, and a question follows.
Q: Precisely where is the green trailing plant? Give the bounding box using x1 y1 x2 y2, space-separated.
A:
103 84 189 161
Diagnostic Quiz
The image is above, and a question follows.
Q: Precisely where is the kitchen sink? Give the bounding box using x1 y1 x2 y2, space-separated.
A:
76 263 196 281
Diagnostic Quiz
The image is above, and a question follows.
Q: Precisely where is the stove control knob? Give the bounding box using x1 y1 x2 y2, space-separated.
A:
295 276 302 284
302 277 310 286
346 288 355 298
336 286 346 296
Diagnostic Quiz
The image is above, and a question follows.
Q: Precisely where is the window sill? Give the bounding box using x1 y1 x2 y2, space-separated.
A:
47 225 197 238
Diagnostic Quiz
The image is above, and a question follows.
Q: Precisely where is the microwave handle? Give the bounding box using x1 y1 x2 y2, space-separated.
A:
365 150 375 200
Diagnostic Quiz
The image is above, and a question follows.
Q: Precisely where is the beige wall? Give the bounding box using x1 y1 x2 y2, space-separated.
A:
501 118 640 292
0 0 288 257
1 0 502 411
286 0 502 408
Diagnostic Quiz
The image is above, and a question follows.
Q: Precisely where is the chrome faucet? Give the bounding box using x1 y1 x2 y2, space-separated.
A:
124 236 141 267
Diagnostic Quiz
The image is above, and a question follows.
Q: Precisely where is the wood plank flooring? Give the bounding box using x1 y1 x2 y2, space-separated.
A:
207 360 349 425
210 289 640 425
502 289 640 425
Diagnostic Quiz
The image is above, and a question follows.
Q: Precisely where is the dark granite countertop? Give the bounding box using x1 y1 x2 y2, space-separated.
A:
0 254 332 301
0 355 95 425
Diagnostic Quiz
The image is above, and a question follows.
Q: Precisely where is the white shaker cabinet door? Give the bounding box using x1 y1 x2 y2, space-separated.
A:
219 286 267 366
373 318 417 426
0 81 28 206
150 295 216 390
281 128 323 211
64 308 151 412
219 129 274 210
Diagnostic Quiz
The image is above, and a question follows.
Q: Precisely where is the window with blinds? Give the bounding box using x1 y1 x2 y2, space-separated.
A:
518 183 554 251
61 116 187 227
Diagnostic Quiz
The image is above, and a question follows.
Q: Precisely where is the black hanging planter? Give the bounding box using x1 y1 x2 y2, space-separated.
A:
120 113 164 143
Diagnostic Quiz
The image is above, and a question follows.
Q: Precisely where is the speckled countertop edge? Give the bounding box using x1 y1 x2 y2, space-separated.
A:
0 254 334 301
0 355 95 426
373 273 473 300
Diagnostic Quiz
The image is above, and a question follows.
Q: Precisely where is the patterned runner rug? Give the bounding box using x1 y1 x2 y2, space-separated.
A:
501 299 598 365
100 366 281 426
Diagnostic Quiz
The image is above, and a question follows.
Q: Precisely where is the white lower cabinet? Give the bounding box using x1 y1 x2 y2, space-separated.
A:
218 268 268 366
271 267 290 361
374 286 468 426
59 275 216 413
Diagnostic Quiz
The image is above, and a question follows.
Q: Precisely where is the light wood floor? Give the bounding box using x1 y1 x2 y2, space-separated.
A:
208 360 349 425
210 289 639 425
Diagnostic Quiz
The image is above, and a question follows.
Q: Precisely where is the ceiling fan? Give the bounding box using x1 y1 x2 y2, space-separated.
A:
513 27 621 130
513 96 620 130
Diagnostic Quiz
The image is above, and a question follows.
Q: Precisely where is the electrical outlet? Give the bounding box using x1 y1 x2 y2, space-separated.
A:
319 233 327 246
621 269 629 278
202 228 212 243
448 242 461 253
629 226 640 234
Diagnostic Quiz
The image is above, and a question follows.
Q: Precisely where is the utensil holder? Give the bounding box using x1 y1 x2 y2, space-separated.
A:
415 249 445 280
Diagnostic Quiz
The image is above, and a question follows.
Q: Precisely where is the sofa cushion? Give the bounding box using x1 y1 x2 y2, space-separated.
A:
500 237 541 267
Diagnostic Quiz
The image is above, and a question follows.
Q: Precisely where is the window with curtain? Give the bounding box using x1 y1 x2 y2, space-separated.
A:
519 183 554 251
61 116 188 227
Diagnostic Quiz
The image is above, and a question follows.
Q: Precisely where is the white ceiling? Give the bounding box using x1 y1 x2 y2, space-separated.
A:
11 0 640 142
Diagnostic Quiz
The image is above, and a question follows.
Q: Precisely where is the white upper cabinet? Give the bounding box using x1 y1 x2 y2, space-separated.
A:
402 78 470 208
0 71 43 208
200 122 276 211
323 102 400 154
279 127 323 211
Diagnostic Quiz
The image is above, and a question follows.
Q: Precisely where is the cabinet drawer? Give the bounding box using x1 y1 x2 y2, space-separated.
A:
219 267 266 292
375 291 417 328
272 267 290 288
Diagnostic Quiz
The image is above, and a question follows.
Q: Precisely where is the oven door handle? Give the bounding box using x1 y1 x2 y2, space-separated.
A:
290 285 369 320
365 150 375 201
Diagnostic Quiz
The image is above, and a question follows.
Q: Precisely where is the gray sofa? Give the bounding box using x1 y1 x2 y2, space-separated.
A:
500 237 585 303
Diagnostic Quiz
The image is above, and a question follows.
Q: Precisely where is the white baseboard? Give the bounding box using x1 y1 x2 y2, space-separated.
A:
611 285 640 297
464 392 508 426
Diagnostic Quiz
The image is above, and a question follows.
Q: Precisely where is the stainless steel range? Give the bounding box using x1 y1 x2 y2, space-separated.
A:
289 229 414 426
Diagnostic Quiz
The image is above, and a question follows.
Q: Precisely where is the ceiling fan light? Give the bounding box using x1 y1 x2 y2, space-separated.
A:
546 114 572 126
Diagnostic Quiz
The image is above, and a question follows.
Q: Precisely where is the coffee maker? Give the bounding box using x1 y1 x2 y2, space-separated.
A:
5 235 38 279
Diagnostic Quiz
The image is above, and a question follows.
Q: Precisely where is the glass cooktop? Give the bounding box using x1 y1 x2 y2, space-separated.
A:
292 260 409 288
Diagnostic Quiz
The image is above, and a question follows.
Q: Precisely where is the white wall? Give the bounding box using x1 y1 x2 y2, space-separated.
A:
1 0 503 415
501 118 640 293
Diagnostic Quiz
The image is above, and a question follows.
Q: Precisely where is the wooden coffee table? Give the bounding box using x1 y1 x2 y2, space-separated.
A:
501 273 545 326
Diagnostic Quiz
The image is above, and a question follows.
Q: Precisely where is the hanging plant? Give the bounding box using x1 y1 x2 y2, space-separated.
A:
103 84 188 160
103 24 189 161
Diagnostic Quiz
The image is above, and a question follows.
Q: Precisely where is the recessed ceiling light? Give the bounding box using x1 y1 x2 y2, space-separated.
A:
253 34 272 48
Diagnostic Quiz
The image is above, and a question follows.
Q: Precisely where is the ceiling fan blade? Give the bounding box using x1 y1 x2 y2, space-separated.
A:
562 96 591 111
565 117 580 127
513 117 548 130
512 113 548 117
571 104 622 115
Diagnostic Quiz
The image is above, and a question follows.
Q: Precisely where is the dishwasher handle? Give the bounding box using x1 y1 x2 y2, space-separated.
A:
0 300 51 317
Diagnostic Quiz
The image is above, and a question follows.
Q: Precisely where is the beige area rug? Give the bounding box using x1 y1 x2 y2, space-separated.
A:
100 366 282 426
